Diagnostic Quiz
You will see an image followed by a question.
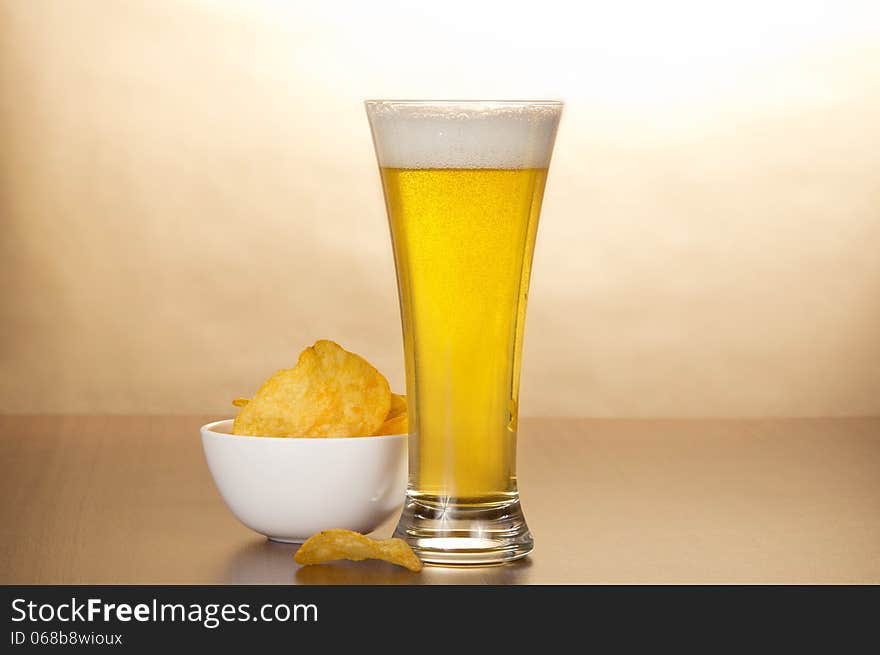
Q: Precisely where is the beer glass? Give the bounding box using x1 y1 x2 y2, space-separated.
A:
366 100 562 564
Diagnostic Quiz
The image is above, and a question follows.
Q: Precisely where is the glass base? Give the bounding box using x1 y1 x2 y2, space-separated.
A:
393 495 533 565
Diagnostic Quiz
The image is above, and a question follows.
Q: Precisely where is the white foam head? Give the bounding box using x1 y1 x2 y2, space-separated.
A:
365 101 562 169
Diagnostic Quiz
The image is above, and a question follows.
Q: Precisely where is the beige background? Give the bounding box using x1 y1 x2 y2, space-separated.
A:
1 0 878 417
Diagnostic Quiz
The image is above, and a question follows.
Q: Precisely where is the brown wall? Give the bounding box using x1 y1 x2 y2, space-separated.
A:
1 1 879 417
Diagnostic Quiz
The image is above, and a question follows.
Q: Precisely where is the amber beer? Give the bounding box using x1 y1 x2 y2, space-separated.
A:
366 101 562 564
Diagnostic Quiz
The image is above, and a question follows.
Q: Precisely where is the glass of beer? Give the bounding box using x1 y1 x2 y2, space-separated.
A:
365 100 562 565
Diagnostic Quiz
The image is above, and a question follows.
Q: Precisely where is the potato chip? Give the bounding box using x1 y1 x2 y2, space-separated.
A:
387 393 407 420
231 398 250 408
373 412 408 436
294 529 422 572
232 340 391 437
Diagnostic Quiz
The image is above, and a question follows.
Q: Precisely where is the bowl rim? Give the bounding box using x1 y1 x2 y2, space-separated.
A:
200 419 407 442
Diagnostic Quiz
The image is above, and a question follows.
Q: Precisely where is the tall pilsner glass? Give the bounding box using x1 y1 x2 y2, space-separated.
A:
366 100 562 565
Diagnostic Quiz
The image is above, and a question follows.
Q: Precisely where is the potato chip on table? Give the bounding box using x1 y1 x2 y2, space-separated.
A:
294 529 422 572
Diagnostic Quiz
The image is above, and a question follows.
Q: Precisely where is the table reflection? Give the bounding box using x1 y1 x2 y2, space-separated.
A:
221 536 535 584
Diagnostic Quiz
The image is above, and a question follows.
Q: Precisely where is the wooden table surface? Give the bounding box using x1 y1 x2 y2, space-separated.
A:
1 415 878 584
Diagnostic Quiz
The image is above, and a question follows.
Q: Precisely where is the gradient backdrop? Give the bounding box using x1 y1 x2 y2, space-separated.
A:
1 0 879 417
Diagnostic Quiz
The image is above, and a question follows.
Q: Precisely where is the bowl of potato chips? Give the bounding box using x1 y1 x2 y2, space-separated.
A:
201 340 409 543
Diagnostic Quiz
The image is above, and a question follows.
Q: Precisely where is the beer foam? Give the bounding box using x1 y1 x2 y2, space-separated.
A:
366 101 562 169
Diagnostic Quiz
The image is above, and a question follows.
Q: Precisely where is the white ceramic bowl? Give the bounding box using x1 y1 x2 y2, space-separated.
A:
200 419 407 543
